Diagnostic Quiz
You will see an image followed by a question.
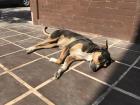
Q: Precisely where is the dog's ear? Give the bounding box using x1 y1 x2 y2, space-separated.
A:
102 40 108 50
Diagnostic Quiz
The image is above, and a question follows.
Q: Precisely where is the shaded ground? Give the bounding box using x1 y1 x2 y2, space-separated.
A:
0 7 140 105
0 7 31 23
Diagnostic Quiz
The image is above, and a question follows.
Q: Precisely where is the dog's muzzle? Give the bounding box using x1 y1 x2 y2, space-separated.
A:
89 61 100 72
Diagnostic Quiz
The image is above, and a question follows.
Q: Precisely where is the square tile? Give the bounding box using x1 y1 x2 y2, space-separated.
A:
117 68 140 96
75 62 128 84
13 59 59 87
4 34 30 43
0 31 20 38
109 47 140 65
0 51 40 69
9 26 35 33
0 39 9 45
0 74 27 105
99 90 140 105
14 94 48 105
0 44 21 56
27 30 46 38
39 71 108 105
16 38 42 48
113 41 140 52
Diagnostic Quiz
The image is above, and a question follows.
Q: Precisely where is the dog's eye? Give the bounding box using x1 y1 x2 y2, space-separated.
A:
99 56 106 63
98 56 103 62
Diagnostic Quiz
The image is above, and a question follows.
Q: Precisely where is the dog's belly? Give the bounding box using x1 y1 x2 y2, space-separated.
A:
57 37 76 49
70 49 92 61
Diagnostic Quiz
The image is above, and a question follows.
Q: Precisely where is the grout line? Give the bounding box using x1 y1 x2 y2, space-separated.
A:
0 42 10 47
113 56 140 86
46 50 61 57
35 77 55 90
0 58 43 77
112 45 140 53
0 27 44 41
114 87 140 100
92 40 140 53
0 37 33 47
0 71 7 76
115 60 131 67
0 49 24 58
5 91 32 105
89 35 100 40
0 64 55 105
0 64 33 89
0 30 10 34
1 33 23 39
1 38 25 49
10 57 43 71
92 88 112 105
108 40 121 48
133 66 140 70
73 68 140 102
72 68 111 87
33 92 55 105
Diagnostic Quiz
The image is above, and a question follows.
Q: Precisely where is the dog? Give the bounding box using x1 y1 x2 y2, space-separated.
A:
26 27 113 79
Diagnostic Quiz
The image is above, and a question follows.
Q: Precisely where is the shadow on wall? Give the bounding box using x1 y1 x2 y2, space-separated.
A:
134 22 140 44
0 9 31 23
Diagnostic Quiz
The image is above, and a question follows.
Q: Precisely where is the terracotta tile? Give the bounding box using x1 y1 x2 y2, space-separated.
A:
39 71 108 105
13 59 59 87
14 94 48 105
0 74 27 105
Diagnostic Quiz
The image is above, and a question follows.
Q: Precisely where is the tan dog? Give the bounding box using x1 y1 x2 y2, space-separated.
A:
26 27 113 79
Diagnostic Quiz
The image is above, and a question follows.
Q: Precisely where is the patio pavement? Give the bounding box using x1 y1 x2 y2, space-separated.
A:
0 7 140 105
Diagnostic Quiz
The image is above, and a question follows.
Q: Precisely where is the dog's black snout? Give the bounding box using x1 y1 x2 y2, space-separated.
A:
89 63 100 72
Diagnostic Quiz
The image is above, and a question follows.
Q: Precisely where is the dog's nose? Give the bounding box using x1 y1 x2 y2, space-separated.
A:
89 63 100 72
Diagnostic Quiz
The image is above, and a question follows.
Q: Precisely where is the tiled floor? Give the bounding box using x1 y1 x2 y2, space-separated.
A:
0 14 140 105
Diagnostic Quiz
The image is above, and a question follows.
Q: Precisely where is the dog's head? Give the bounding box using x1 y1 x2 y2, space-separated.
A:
89 40 114 72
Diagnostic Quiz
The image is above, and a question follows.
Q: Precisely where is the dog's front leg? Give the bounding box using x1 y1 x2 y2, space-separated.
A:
54 56 75 79
49 47 69 64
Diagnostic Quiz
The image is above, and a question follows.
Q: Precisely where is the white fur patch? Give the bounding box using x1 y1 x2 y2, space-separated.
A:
49 58 57 62
61 63 67 70
26 46 35 52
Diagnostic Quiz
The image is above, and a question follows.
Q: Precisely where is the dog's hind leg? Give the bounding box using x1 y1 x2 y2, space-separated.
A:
54 55 75 79
43 37 59 43
26 43 58 54
49 47 69 64
26 37 59 54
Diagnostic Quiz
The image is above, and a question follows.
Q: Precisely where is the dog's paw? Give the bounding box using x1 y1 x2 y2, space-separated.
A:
54 69 65 79
54 72 61 79
26 47 35 54
49 58 57 63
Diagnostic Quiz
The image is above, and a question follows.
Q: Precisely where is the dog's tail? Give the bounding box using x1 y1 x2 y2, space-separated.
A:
43 27 51 37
